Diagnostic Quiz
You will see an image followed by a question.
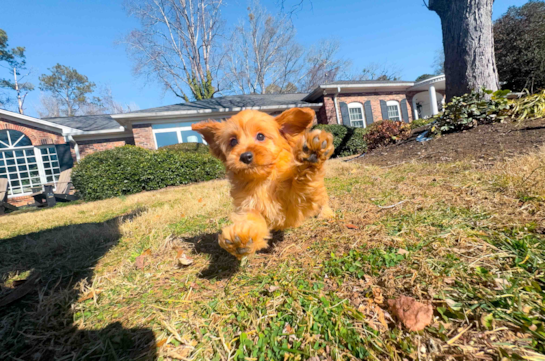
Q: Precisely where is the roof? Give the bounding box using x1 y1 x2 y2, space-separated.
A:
303 80 417 102
44 114 123 132
323 80 415 86
125 93 319 115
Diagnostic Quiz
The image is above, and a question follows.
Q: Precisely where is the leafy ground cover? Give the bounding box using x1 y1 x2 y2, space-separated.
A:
1 130 544 360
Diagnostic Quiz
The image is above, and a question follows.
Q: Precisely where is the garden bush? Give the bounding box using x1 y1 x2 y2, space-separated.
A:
159 142 211 154
72 145 224 201
313 124 367 157
363 120 411 151
431 88 512 135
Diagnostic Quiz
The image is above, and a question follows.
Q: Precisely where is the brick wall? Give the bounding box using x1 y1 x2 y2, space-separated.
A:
337 92 413 124
0 117 65 145
77 136 136 158
133 124 155 150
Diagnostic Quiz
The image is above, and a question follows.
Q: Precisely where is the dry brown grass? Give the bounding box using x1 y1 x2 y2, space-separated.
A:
1 147 544 360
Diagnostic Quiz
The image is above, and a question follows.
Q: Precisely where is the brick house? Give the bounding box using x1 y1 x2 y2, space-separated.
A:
1 76 445 205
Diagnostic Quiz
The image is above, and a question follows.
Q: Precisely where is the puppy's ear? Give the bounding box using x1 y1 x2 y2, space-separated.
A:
275 108 315 138
191 120 225 161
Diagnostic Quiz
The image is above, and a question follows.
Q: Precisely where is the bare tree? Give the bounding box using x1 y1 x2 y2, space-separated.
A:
353 63 402 81
225 1 304 94
298 39 351 92
36 86 137 118
35 93 61 118
123 0 225 101
425 0 499 101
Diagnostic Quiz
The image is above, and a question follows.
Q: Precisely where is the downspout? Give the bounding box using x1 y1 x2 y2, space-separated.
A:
65 135 80 162
333 86 341 125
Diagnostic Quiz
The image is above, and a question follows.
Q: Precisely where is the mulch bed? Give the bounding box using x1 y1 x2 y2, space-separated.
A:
358 118 545 167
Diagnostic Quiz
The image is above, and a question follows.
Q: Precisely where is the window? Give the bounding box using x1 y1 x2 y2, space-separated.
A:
0 130 61 197
152 122 206 149
386 101 401 121
347 103 365 128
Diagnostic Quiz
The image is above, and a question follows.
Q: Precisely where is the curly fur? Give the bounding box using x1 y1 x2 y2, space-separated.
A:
192 108 334 259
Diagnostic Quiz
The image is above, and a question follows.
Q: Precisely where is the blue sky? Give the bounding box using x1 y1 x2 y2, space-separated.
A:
1 0 530 117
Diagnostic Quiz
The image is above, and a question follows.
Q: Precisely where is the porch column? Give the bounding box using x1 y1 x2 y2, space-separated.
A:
429 85 439 116
412 96 419 120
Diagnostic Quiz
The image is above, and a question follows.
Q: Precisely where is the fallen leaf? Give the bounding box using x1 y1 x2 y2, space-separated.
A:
494 278 510 290
283 323 294 335
135 248 151 270
198 198 203 203
266 285 280 293
397 248 409 255
177 251 194 266
77 289 103 303
387 295 433 332
155 338 167 348
345 224 359 230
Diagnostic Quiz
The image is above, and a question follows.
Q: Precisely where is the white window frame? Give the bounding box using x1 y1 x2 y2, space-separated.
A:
152 123 207 150
0 130 61 198
386 100 402 121
347 103 366 128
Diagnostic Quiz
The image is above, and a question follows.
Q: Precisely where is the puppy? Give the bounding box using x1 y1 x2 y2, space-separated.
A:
192 108 334 259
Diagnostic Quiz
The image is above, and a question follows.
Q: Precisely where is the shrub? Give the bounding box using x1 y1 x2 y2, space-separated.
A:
313 124 367 157
410 117 436 129
72 146 224 201
363 120 411 151
431 89 512 135
159 142 211 154
511 90 545 121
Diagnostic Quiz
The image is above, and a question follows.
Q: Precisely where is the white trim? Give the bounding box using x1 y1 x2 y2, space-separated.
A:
111 103 323 122
71 131 133 142
0 108 76 134
65 126 126 136
347 102 366 128
152 123 206 150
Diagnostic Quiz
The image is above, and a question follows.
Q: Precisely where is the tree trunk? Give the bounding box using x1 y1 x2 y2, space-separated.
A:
429 0 499 102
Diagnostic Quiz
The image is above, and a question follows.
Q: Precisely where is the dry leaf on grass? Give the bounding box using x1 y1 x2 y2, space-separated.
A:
397 248 409 255
77 289 103 303
387 295 433 332
345 224 359 229
176 250 194 266
135 248 152 270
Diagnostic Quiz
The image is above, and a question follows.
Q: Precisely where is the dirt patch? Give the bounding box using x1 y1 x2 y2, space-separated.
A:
359 118 545 167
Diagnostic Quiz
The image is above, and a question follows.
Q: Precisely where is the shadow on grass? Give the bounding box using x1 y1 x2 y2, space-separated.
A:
0 208 156 361
182 231 285 280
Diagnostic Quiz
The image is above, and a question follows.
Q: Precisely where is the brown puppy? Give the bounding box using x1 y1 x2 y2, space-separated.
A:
192 108 334 259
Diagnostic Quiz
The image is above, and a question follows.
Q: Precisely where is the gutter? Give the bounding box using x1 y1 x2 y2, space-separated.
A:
65 135 81 162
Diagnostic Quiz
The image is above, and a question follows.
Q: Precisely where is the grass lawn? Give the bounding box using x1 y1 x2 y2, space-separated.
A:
1 147 544 360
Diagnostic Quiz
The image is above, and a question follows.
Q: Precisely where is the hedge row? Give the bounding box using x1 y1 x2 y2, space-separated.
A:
313 124 367 157
72 146 224 201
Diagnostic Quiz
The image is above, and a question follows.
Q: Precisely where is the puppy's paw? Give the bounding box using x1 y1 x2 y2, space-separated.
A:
219 223 269 260
297 129 334 165
318 204 335 219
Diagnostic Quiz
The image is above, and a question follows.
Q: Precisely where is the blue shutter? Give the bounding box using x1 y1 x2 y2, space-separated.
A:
55 143 74 171
364 101 374 127
401 99 410 123
339 102 351 126
380 100 389 120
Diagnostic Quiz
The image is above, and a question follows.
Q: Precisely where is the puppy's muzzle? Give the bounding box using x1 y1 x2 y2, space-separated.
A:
240 152 254 164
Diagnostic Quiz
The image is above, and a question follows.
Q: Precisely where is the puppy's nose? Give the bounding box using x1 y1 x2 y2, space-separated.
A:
239 152 253 164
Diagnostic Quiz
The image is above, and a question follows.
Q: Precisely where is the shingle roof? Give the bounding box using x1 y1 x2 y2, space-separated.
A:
126 93 318 114
44 114 122 132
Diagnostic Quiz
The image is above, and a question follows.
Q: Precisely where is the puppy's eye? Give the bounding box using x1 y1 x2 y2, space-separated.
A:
230 138 238 147
256 133 265 141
